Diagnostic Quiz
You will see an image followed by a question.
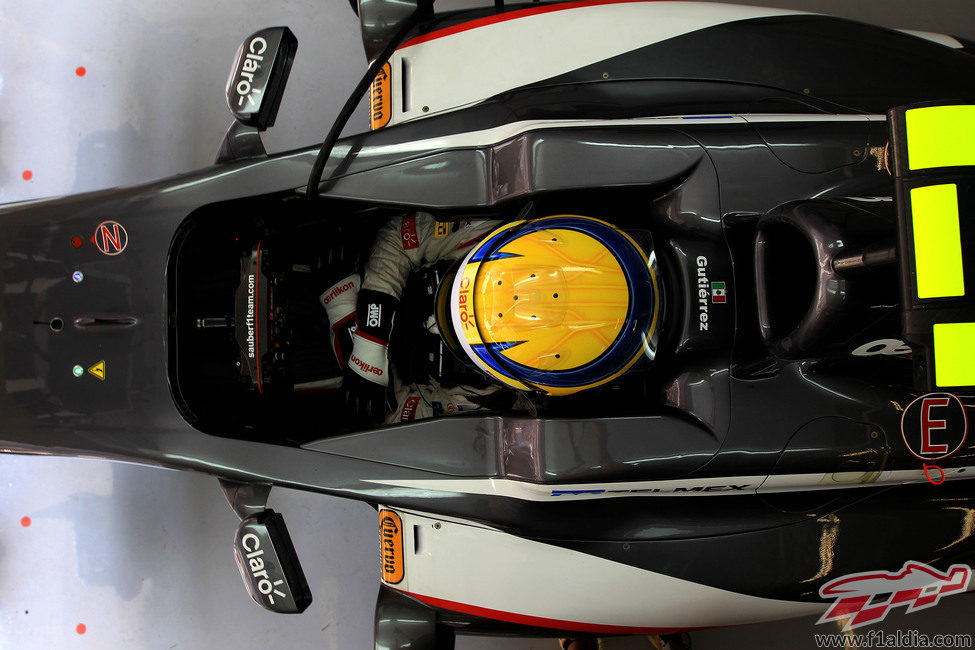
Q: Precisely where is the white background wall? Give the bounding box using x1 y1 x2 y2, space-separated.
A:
1 1 974 648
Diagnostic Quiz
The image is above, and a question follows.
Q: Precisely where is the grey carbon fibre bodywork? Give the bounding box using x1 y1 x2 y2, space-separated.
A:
0 115 965 517
2 6 975 619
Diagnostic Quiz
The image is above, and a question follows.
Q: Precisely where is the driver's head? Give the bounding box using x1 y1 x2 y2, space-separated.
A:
437 215 659 396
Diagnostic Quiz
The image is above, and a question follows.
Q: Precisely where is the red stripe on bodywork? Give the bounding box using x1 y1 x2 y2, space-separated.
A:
402 590 706 635
400 0 663 49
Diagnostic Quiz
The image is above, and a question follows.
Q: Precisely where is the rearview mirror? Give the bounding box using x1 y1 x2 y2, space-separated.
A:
233 510 312 614
226 27 298 131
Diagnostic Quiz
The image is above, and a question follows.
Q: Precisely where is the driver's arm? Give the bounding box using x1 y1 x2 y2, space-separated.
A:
350 213 495 387
321 213 432 373
347 213 436 390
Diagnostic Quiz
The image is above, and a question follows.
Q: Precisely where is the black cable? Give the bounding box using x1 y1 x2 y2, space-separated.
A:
305 5 430 199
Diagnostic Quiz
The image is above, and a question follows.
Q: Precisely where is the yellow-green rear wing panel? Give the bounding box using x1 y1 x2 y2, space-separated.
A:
890 103 975 391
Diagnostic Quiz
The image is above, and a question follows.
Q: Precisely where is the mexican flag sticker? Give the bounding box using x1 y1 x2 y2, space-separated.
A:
711 281 727 303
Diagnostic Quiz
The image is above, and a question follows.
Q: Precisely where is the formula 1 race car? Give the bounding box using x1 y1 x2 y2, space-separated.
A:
2 1 975 647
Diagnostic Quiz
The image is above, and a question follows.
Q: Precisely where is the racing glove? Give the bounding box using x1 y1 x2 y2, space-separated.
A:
320 274 359 368
345 289 399 425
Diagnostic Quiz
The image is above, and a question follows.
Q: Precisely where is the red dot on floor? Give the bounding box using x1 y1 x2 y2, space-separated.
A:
22 170 33 181
76 66 86 77
76 623 87 635
20 516 31 527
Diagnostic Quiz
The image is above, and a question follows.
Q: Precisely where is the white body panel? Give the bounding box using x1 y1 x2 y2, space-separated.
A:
382 508 823 632
386 1 810 126
364 465 974 501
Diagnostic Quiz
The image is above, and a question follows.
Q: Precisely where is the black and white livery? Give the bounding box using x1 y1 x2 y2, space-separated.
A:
1 1 975 647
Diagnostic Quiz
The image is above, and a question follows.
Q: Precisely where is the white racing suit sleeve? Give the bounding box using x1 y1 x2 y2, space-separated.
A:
319 274 359 368
361 212 499 298
387 378 500 424
349 213 499 390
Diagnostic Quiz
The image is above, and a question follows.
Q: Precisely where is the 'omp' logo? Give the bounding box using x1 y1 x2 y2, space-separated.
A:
379 510 404 584
818 561 971 630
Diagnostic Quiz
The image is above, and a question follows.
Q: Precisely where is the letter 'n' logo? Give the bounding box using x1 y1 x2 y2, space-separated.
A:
92 220 128 256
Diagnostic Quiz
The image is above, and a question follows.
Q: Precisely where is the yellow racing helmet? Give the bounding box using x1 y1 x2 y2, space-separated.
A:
439 215 660 396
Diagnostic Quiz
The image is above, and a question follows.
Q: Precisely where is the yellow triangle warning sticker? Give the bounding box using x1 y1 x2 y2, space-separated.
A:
88 360 106 380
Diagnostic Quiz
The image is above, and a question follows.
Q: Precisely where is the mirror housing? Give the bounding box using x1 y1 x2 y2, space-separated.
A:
358 0 428 61
234 510 312 614
226 27 298 131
